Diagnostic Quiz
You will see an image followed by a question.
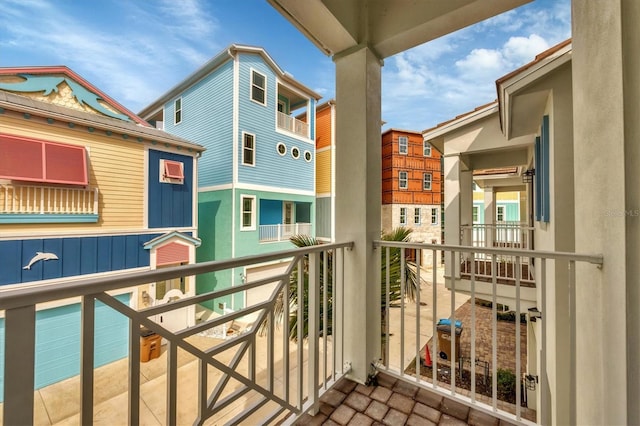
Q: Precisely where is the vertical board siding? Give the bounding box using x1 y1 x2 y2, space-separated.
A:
316 197 331 239
237 54 314 192
0 116 145 234
0 234 158 285
147 150 194 228
164 61 234 188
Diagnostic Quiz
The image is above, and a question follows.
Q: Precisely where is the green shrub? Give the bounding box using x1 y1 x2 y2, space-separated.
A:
497 368 516 401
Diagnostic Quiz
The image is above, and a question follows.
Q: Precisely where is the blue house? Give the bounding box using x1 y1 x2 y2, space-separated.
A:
139 45 321 311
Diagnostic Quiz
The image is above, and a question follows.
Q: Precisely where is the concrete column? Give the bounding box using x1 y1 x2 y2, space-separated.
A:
444 155 462 279
572 1 640 424
460 170 473 246
484 187 496 246
334 46 382 383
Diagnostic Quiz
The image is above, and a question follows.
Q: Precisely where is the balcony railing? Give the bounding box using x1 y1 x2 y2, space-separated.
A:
0 242 351 425
0 241 603 425
374 241 602 425
277 111 309 138
460 223 536 283
259 223 312 242
0 183 99 217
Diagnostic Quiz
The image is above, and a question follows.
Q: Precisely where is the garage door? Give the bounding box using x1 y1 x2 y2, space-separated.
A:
243 262 291 326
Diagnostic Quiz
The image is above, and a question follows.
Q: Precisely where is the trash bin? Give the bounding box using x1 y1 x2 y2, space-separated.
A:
436 319 463 361
140 327 162 362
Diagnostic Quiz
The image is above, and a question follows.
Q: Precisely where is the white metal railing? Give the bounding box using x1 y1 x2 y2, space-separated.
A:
0 242 352 425
460 223 535 283
374 240 603 425
259 223 312 242
0 183 98 216
277 111 309 138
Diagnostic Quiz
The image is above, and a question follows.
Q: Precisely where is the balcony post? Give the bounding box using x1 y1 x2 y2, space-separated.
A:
333 45 382 383
572 1 638 424
484 186 495 247
444 155 472 278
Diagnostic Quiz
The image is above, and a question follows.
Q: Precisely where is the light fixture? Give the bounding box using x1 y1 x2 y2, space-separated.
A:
522 168 535 183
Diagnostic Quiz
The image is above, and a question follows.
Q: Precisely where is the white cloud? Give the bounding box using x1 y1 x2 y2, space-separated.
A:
455 48 508 79
502 34 550 66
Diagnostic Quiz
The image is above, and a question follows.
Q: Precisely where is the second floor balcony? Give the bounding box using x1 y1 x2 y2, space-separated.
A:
276 111 309 139
0 240 602 425
259 222 312 242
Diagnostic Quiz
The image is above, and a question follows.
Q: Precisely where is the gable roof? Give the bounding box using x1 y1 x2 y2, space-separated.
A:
0 66 148 126
139 44 322 119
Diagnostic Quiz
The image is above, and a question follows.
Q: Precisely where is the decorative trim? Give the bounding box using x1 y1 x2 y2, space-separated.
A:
0 214 99 224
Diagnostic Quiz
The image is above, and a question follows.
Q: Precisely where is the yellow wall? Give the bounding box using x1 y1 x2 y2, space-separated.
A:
316 149 331 194
473 190 520 201
1 114 145 234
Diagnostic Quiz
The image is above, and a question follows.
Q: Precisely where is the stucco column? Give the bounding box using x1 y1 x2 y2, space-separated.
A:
444 155 472 279
572 1 640 424
484 186 496 247
334 46 382 383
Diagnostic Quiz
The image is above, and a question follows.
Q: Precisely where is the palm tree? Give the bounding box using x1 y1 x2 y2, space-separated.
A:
265 228 423 341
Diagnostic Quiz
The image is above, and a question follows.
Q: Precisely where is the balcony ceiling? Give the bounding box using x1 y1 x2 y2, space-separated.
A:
268 0 532 58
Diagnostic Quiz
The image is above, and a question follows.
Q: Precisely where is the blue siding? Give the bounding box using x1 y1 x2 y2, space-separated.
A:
535 115 551 223
260 199 282 225
0 234 159 286
148 150 194 228
164 60 234 187
237 54 315 192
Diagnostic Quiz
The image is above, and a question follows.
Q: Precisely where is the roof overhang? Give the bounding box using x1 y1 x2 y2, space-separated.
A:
497 40 572 139
268 0 532 59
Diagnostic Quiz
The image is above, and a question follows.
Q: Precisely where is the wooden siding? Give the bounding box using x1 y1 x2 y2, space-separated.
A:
148 149 194 228
164 60 234 188
382 130 442 205
0 234 157 285
315 105 332 149
0 115 145 233
236 53 314 192
316 150 331 194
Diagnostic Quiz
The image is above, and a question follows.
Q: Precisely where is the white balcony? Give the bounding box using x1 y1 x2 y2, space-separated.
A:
0 241 602 425
259 223 312 242
277 111 309 139
0 182 99 222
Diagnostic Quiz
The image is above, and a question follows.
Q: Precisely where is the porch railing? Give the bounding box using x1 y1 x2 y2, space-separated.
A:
374 240 603 425
276 111 309 138
259 223 312 242
0 241 351 425
460 223 536 283
0 183 99 216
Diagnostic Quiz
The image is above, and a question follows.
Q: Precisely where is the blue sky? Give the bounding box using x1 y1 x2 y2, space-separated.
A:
1 0 570 131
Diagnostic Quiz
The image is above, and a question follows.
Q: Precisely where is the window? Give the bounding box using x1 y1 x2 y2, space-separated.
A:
277 142 286 156
240 195 256 230
431 208 438 225
243 132 255 166
473 206 479 223
304 151 312 162
423 172 432 190
400 207 407 225
423 141 432 157
160 159 184 184
414 208 421 224
174 98 182 124
497 205 505 222
398 136 408 154
291 147 300 159
0 133 88 185
251 70 266 105
399 171 408 189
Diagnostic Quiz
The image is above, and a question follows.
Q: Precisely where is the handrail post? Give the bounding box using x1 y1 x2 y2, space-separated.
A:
308 251 320 415
4 305 36 426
